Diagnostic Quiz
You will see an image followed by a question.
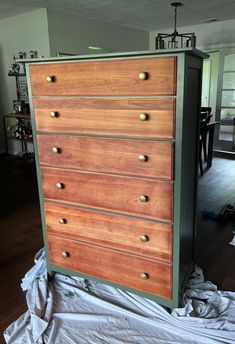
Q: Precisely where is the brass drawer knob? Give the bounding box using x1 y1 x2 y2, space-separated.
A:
140 235 149 242
61 251 69 258
50 111 57 118
46 75 55 83
52 147 60 154
139 195 148 202
56 182 64 189
140 272 149 280
59 218 66 224
138 155 147 162
138 72 148 80
139 113 148 121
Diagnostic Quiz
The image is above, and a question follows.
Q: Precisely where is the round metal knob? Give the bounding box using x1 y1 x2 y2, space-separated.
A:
46 75 55 83
59 218 66 224
139 113 148 121
140 272 149 280
139 235 149 242
50 111 57 118
138 72 148 80
139 195 148 202
52 147 60 154
138 155 147 162
61 251 69 258
56 182 64 189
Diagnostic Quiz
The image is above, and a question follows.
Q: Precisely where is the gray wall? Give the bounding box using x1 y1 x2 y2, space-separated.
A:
47 9 149 56
0 8 50 154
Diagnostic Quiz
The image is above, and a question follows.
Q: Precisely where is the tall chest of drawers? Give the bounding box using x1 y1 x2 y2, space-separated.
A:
26 49 207 309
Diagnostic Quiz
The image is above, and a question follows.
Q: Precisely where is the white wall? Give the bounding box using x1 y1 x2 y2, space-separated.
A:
47 9 149 56
0 8 50 154
0 8 50 113
149 19 235 50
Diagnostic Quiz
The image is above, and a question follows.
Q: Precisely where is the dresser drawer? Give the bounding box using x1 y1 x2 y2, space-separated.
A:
41 167 173 221
37 135 173 180
33 98 175 139
47 234 172 299
44 202 173 262
29 57 176 96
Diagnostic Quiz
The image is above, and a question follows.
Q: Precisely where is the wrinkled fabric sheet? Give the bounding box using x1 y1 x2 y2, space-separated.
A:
4 249 235 344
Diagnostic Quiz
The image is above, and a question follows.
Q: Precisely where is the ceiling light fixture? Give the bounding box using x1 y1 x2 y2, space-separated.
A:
202 18 218 23
88 46 103 51
156 2 196 49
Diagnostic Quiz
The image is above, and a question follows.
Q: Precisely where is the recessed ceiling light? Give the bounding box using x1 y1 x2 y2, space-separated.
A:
88 46 103 51
202 18 218 23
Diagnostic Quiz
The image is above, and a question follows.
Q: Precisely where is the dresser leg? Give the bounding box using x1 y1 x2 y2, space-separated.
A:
164 306 171 313
47 271 55 281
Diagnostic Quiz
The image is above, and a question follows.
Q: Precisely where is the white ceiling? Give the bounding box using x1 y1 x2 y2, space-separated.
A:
1 0 235 31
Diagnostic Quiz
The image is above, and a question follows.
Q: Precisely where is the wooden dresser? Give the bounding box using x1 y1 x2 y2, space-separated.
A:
26 49 207 309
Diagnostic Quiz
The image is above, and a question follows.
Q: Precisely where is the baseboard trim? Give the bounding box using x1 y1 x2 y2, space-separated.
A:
213 150 235 159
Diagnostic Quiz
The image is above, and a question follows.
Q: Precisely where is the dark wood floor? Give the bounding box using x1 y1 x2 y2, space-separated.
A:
0 157 43 343
196 156 235 290
0 155 234 343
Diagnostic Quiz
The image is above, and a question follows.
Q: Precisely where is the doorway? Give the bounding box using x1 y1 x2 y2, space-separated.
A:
196 50 235 290
214 50 235 153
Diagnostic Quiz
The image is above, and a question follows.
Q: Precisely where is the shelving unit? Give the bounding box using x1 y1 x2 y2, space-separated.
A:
5 59 33 156
3 113 33 155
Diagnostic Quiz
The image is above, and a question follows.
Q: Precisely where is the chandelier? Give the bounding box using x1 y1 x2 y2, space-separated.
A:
156 2 196 49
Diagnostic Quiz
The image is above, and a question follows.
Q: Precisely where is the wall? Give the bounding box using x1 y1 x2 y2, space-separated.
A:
47 9 149 56
0 8 50 154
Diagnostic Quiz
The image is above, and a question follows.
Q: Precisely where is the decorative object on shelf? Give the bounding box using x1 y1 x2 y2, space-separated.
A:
8 51 39 76
29 50 38 59
12 97 29 114
155 2 196 49
18 51 26 59
8 52 26 76
3 114 33 156
13 100 24 114
8 63 20 76
5 116 32 142
6 124 15 138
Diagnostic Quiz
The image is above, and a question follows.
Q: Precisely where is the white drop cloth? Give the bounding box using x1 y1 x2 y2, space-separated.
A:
3 249 235 344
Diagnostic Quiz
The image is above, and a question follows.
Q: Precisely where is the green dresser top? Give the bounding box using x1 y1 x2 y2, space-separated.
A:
18 48 208 64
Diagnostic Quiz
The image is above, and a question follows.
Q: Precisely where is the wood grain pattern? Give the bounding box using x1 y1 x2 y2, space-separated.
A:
30 57 176 96
44 201 173 262
33 98 175 139
37 134 173 180
47 234 172 299
41 167 173 221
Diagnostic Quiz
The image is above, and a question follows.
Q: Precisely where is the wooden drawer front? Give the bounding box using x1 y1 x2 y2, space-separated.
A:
37 135 173 180
30 57 176 96
34 98 175 139
41 167 173 221
47 234 172 299
44 202 173 262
